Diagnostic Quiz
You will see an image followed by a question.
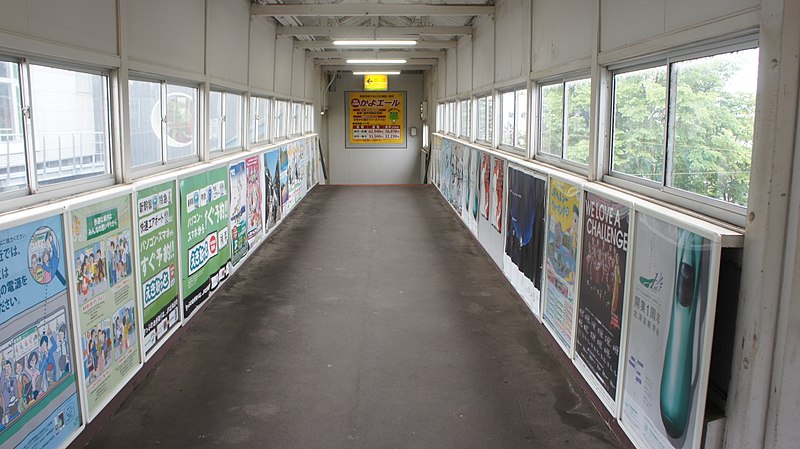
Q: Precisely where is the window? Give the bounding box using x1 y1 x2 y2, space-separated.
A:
0 60 112 198
209 90 243 153
436 103 445 132
475 94 493 144
446 101 456 134
274 99 289 139
303 104 313 133
129 79 198 168
291 102 302 135
499 87 528 151
611 47 757 207
500 90 515 147
514 89 527 149
249 96 270 144
458 99 470 139
538 77 591 165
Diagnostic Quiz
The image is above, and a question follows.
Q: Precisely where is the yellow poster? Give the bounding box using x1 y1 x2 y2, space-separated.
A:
364 74 388 91
347 91 406 148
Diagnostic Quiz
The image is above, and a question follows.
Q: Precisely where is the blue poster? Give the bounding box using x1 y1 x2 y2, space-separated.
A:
0 214 82 449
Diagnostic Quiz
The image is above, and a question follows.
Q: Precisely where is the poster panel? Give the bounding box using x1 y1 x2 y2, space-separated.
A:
264 149 283 231
179 167 231 319
491 158 505 231
286 140 305 210
449 144 465 214
279 146 289 207
463 148 479 235
574 191 630 409
346 91 406 148
70 195 141 416
502 167 547 316
135 182 180 357
620 212 713 449
0 215 82 449
229 161 248 268
245 156 263 246
480 153 491 219
470 148 480 222
542 178 581 353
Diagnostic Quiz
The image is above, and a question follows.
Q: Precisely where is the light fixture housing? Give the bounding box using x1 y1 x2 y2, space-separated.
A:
346 59 407 65
352 71 401 75
333 40 417 47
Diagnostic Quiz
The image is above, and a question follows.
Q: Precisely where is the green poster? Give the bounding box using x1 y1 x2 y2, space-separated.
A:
179 167 231 319
70 194 141 416
136 181 180 356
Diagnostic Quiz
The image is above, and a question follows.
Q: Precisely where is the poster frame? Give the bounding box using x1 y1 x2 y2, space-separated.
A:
571 182 637 416
541 172 585 358
617 200 724 449
62 186 143 424
345 91 407 150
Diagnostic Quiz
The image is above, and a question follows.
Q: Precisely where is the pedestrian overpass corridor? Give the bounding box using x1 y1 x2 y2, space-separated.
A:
84 185 620 449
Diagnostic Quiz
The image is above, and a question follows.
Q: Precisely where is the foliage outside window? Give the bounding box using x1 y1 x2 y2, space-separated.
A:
0 60 112 195
612 48 757 207
130 79 198 167
500 88 526 150
500 91 514 146
475 94 493 144
538 77 590 165
249 96 270 144
458 99 470 139
209 90 242 153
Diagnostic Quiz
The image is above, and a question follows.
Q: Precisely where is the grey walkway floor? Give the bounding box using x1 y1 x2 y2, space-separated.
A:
85 185 620 449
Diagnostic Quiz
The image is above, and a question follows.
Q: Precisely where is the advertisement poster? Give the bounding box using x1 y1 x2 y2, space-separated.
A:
346 91 406 148
135 182 180 357
502 168 547 316
279 146 289 207
542 178 581 352
71 195 141 415
439 139 453 205
575 192 630 406
450 144 465 214
286 140 305 211
229 161 248 268
245 156 263 246
470 148 480 222
621 213 712 449
0 215 82 449
491 158 505 231
480 153 491 219
264 149 283 231
463 148 479 235
179 167 231 319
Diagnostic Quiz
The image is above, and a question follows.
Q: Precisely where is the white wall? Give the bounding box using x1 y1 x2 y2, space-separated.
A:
128 0 205 75
274 36 294 96
207 0 250 86
457 37 473 96
493 0 530 84
471 16 494 92
531 0 593 73
249 17 277 92
327 74 423 184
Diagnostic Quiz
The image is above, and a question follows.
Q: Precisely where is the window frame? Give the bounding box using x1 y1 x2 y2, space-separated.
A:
0 57 115 211
273 98 290 140
457 98 471 140
208 88 245 156
534 73 591 176
474 92 493 145
249 95 271 146
129 75 200 175
604 38 759 225
497 85 528 156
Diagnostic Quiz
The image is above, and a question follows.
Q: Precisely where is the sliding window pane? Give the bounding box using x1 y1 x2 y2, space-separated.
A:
612 66 667 183
500 91 514 146
514 89 527 149
128 80 161 166
540 84 563 156
30 65 110 185
565 79 591 164
224 93 241 149
209 91 222 152
166 84 197 160
476 97 486 141
487 96 493 143
0 61 27 192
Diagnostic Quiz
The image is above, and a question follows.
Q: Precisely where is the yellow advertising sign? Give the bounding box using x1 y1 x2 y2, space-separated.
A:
364 74 388 91
347 91 406 148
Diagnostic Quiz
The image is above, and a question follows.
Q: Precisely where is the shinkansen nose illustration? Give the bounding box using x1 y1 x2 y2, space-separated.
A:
0 2 797 449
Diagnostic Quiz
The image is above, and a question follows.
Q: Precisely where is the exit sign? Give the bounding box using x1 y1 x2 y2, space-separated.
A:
364 74 388 91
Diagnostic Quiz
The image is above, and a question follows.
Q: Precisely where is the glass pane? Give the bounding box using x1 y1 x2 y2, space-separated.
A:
258 98 269 142
487 96 493 142
128 80 161 166
671 49 758 207
514 89 527 149
224 93 241 149
500 91 514 146
166 84 197 160
249 97 258 144
30 65 110 185
459 100 469 137
0 61 27 193
540 83 563 156
612 66 667 183
476 97 486 141
565 78 591 164
291 103 302 135
208 91 222 152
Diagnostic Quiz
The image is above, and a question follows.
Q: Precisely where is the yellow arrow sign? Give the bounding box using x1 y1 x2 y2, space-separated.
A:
364 74 388 91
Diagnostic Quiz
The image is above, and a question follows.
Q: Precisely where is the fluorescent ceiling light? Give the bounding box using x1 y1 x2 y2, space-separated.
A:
346 59 407 64
333 40 417 47
353 71 401 75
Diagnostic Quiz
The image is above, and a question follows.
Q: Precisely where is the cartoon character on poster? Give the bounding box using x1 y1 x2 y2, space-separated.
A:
230 161 248 266
480 153 491 219
74 241 108 303
264 150 283 229
279 146 289 206
492 158 504 231
246 156 262 243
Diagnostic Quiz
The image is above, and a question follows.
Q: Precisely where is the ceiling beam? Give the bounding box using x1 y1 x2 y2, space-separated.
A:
251 4 494 17
307 51 444 59
276 26 473 37
294 40 457 50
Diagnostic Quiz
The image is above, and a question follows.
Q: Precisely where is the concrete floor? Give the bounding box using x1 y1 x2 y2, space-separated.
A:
84 185 620 449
